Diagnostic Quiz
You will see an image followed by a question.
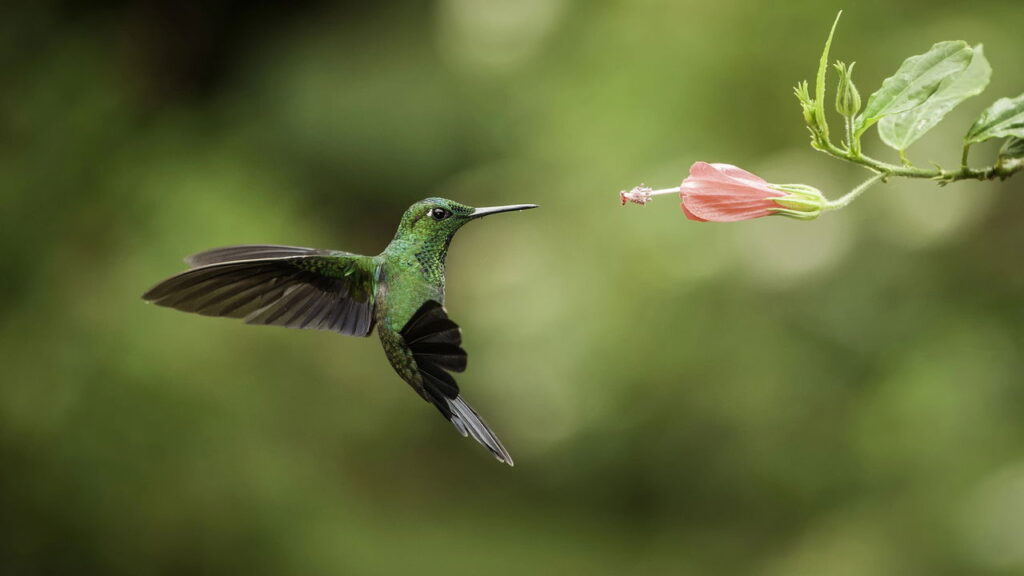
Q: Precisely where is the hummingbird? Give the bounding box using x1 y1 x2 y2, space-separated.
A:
143 198 537 466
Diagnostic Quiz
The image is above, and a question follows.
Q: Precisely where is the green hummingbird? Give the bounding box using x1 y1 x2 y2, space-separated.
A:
143 198 537 466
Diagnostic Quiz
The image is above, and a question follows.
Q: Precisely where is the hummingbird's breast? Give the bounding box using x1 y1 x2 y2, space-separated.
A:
376 253 446 335
375 253 446 391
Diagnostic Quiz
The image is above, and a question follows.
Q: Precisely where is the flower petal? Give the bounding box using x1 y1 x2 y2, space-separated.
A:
681 180 781 200
681 202 707 221
682 195 777 222
680 162 784 222
688 162 770 187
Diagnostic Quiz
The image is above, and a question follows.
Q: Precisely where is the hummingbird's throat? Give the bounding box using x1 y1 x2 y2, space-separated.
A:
415 248 446 278
411 232 453 284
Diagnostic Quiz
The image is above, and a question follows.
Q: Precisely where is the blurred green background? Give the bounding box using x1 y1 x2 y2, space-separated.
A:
3 1 1024 574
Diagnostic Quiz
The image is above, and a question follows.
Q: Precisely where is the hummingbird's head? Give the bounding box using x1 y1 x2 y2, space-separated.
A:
393 198 538 246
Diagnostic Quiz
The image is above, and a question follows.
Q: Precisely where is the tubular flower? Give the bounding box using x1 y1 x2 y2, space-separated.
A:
617 162 827 222
680 162 825 222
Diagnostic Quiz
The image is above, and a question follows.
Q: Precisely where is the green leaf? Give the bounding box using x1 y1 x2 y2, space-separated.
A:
999 137 1024 160
878 45 990 152
964 94 1024 145
854 41 974 137
812 11 843 142
997 137 1024 173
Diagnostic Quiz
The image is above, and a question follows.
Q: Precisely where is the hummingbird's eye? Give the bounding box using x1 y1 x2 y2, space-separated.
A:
429 207 452 221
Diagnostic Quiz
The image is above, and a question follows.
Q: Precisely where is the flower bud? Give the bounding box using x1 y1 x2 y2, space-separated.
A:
833 61 861 118
793 81 818 130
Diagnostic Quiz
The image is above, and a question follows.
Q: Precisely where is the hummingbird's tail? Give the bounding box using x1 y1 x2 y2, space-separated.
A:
400 300 514 466
445 395 513 467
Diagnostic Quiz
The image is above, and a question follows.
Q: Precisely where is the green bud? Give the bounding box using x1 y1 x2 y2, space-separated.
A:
793 81 816 127
770 183 826 220
833 61 861 118
801 103 816 128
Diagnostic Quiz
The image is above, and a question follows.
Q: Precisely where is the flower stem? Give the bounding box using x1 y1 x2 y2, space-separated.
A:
814 139 1022 182
824 172 885 211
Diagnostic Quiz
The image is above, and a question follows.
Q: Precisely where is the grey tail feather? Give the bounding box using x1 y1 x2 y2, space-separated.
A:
447 396 513 466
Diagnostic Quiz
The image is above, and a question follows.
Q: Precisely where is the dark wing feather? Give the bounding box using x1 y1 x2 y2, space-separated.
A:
186 244 333 267
143 246 378 337
400 301 512 466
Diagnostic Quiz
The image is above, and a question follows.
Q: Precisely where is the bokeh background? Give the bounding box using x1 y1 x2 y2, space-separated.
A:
3 1 1024 574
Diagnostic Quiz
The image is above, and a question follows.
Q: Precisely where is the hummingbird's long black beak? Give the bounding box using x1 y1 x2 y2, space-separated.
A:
469 204 539 219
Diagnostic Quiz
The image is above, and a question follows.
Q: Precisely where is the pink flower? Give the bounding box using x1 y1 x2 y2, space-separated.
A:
617 162 826 221
679 162 788 222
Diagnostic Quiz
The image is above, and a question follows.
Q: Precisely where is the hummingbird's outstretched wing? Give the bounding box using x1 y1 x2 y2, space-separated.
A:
143 245 378 336
184 244 331 268
400 300 513 466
